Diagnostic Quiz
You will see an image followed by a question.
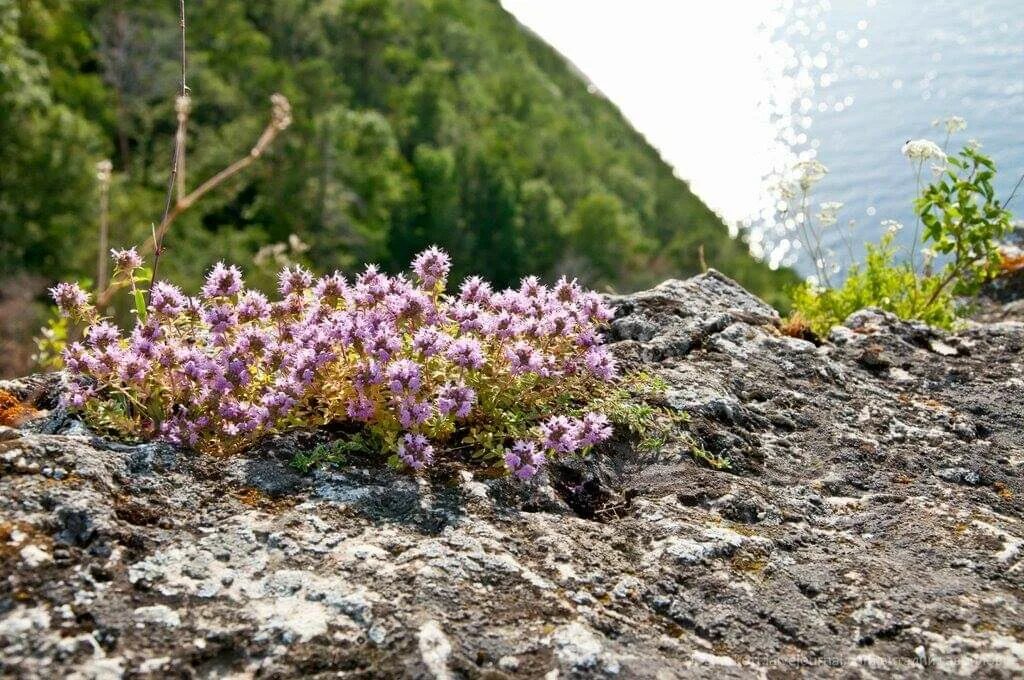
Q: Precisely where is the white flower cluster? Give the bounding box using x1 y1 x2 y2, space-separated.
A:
901 139 946 163
796 159 829 192
933 115 967 135
817 201 843 227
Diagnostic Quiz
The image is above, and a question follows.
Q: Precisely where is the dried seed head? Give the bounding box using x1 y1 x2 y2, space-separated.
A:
270 94 292 131
175 95 191 119
95 159 113 185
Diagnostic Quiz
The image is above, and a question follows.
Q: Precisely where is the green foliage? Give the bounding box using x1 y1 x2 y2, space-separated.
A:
290 435 375 473
31 308 68 372
916 145 1014 297
2 0 794 303
790 144 1013 336
790 233 958 336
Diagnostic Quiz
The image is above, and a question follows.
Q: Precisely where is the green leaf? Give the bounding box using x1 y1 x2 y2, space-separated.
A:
134 288 148 323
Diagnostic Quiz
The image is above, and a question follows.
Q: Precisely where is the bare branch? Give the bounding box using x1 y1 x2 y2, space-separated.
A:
147 0 189 302
96 94 292 308
95 160 113 295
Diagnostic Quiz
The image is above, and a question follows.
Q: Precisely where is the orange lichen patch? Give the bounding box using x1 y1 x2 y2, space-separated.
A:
779 313 818 343
0 390 37 427
232 486 298 512
994 481 1014 501
999 248 1024 273
0 521 49 560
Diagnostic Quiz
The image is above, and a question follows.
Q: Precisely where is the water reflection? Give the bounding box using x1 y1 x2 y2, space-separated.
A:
748 0 1024 278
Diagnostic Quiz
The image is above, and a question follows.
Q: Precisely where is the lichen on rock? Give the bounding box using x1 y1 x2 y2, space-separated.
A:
1 271 1023 678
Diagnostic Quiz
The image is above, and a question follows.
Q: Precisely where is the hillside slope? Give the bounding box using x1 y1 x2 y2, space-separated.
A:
2 0 794 304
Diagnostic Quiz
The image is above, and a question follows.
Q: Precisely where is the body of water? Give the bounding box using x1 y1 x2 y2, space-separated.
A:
752 0 1024 277
504 0 1024 278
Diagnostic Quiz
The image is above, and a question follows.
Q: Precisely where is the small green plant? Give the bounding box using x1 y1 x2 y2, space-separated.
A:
789 137 1014 335
290 435 375 473
32 310 69 372
789 231 958 336
915 145 1013 300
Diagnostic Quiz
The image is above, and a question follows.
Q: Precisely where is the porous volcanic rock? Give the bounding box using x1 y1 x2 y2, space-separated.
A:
2 271 1023 678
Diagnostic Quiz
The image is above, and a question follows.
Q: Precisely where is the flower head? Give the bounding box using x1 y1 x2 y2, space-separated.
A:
504 440 546 480
150 281 187 316
411 246 451 288
398 433 434 470
446 337 485 369
278 265 313 296
111 247 143 273
901 139 946 163
436 383 475 419
202 262 244 298
577 412 613 446
49 282 91 318
386 359 422 394
539 415 581 455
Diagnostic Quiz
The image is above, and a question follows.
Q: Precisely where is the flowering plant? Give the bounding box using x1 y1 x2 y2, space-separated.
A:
52 247 627 479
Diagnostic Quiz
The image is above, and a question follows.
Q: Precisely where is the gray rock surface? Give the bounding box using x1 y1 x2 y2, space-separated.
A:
2 270 1023 678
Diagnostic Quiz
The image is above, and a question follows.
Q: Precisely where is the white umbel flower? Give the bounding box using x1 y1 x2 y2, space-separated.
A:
901 139 946 162
796 159 829 191
933 115 966 134
817 201 843 227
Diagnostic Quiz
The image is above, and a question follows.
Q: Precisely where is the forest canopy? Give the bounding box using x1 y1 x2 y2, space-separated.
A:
1 0 795 304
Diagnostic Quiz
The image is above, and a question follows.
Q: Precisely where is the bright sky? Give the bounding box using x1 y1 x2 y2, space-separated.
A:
500 1 791 227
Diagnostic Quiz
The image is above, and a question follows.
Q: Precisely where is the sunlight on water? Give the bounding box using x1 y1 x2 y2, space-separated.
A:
502 0 1024 277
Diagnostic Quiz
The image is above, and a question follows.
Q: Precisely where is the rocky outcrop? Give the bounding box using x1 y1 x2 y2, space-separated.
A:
2 271 1023 678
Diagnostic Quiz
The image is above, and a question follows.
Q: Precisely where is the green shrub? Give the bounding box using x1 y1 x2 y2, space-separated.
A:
789 232 957 336
790 142 1014 335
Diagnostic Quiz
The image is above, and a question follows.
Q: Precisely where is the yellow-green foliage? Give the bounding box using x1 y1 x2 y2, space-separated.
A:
790 233 957 336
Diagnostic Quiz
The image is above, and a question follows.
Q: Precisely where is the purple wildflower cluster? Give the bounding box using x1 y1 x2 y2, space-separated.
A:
54 246 618 476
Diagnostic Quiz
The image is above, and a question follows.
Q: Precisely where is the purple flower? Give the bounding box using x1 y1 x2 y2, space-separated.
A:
63 380 95 409
578 412 613 446
459 276 493 304
504 440 546 480
412 327 449 357
553 276 581 303
539 415 581 455
579 292 614 323
396 397 431 428
237 290 271 322
411 247 451 288
50 282 90 318
584 346 617 380
202 261 244 298
202 305 237 336
150 281 187 316
111 247 143 272
87 321 120 348
353 361 383 389
446 337 485 369
436 383 475 419
354 265 389 303
484 311 518 339
398 433 434 470
314 272 349 302
539 312 574 337
387 289 432 321
519 276 544 299
386 359 422 393
367 331 402 362
278 265 313 296
346 393 376 421
450 301 486 333
504 341 543 376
